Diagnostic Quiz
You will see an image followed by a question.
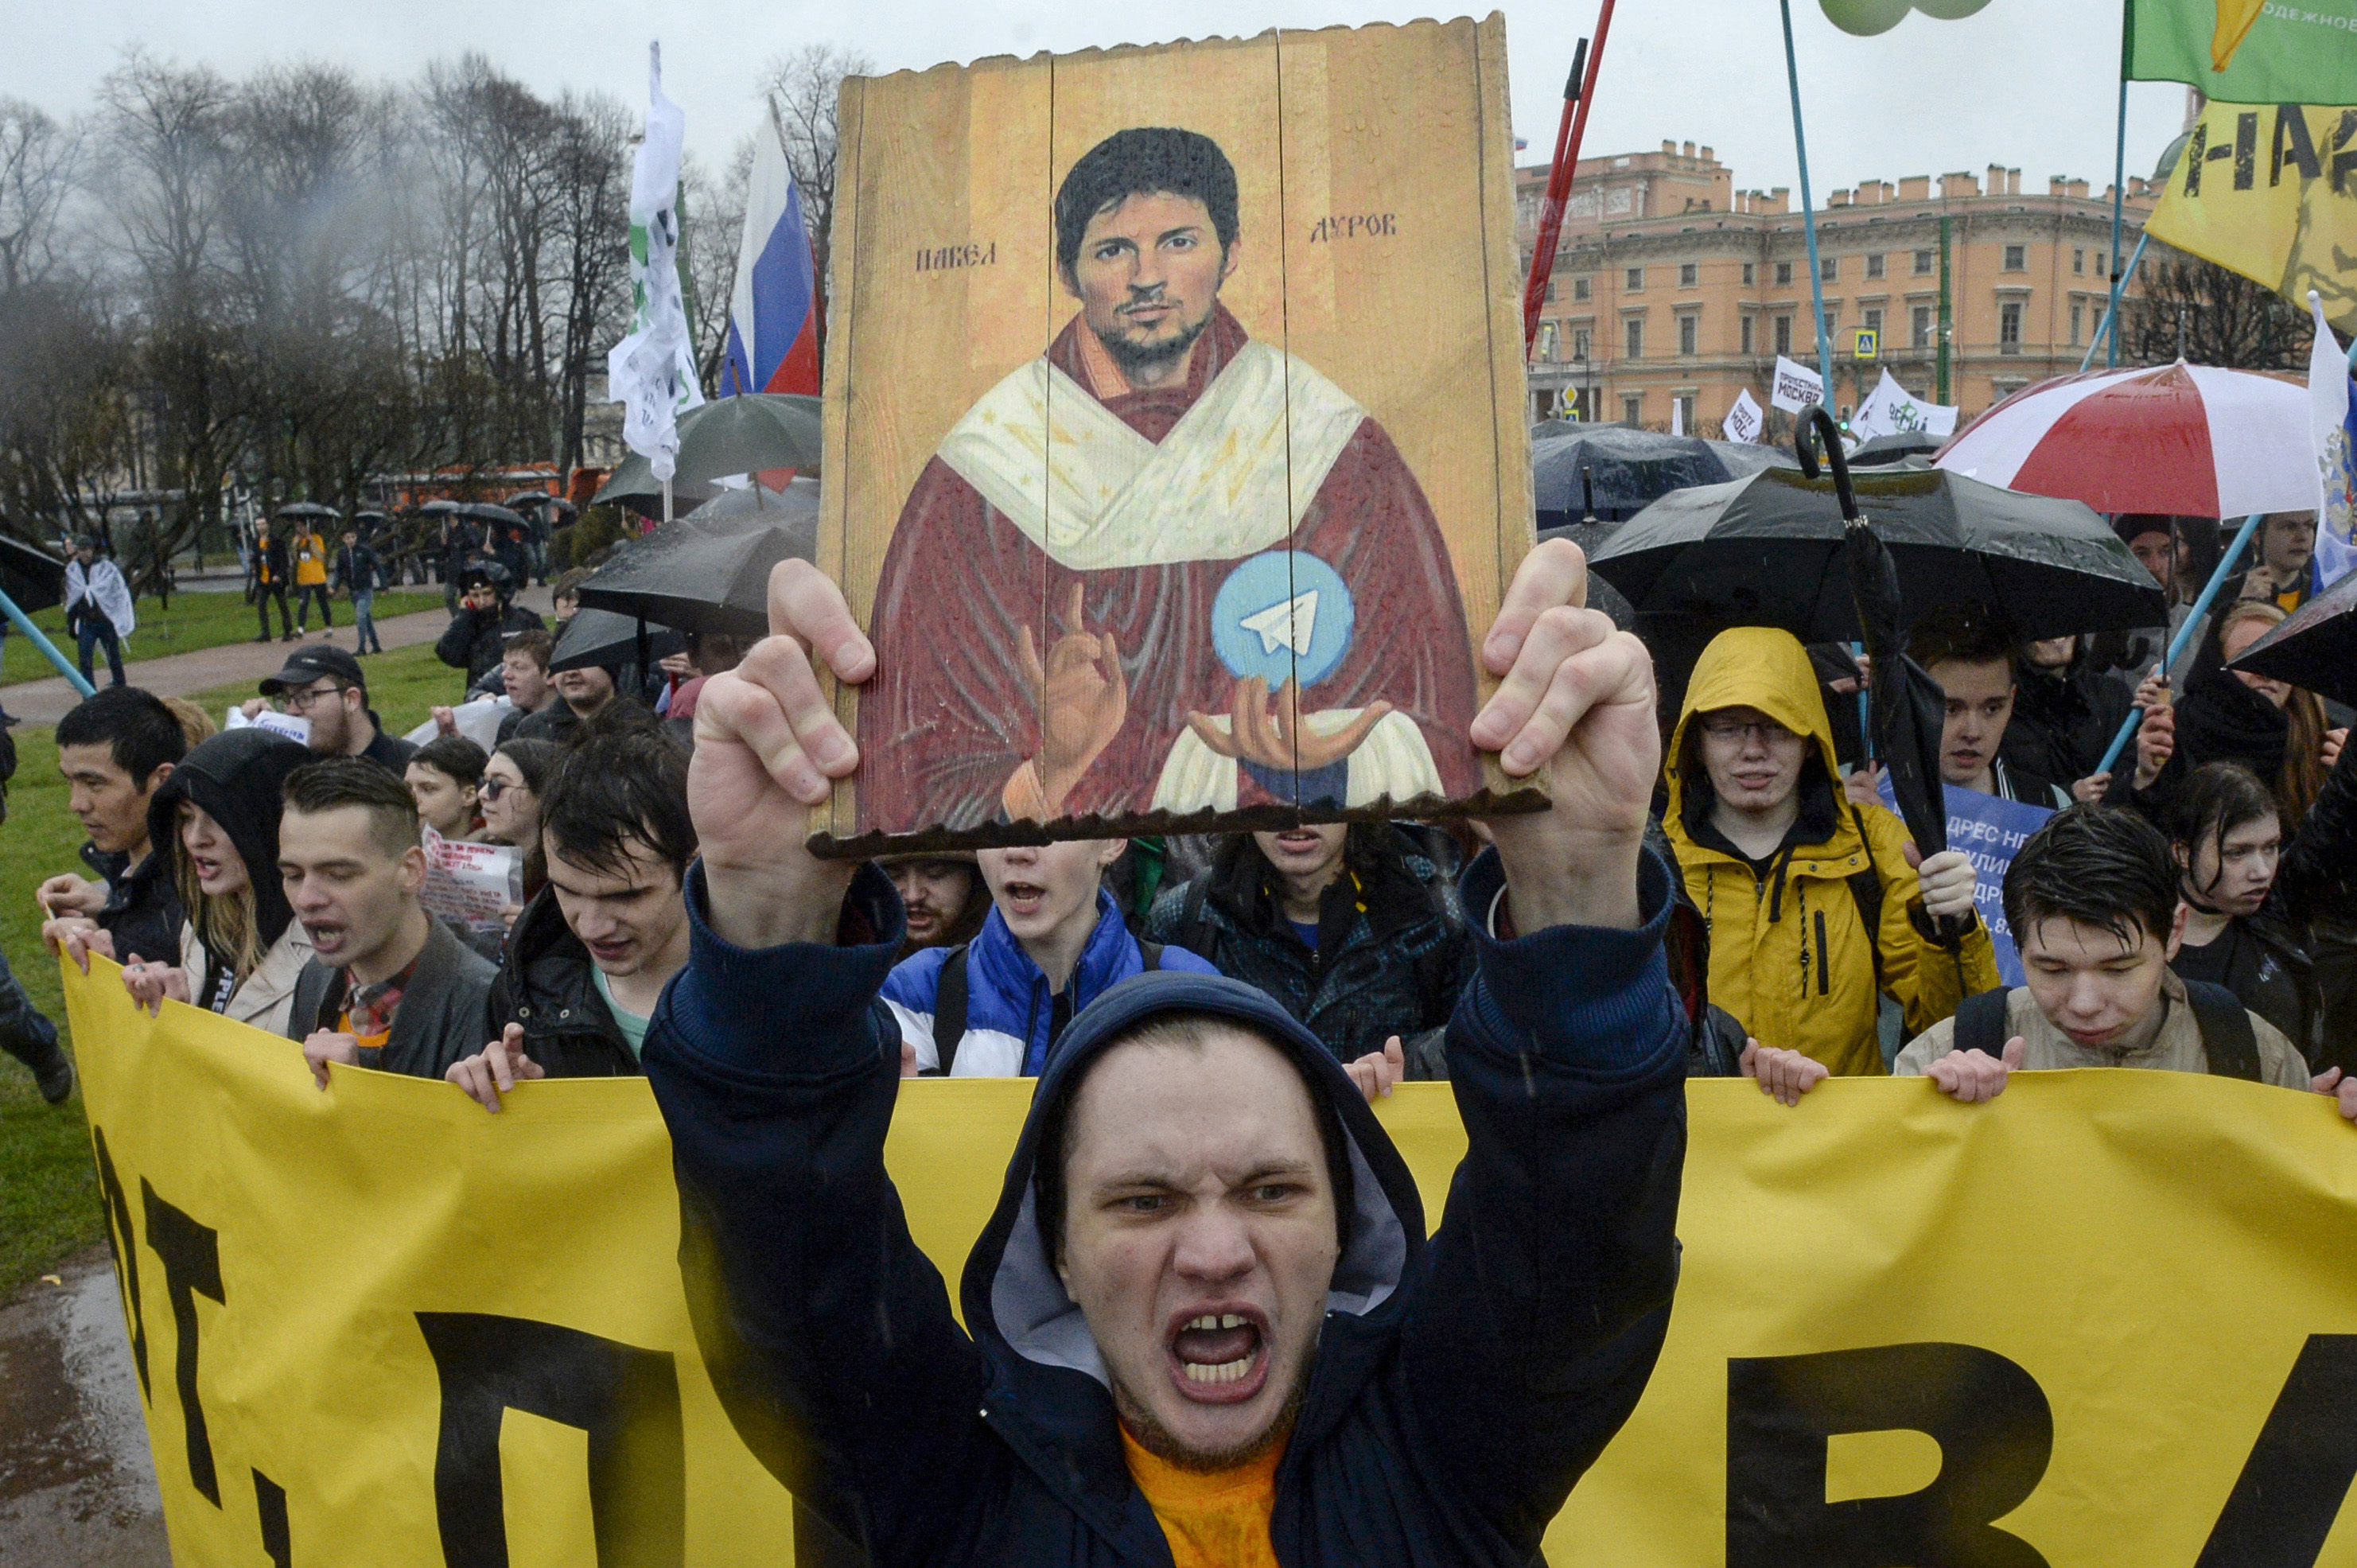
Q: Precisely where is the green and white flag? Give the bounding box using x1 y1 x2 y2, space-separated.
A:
607 41 704 484
2126 0 2357 105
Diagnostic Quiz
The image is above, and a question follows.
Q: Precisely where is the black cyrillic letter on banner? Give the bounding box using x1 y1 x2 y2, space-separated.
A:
1727 1342 2052 1568
415 1312 684 1568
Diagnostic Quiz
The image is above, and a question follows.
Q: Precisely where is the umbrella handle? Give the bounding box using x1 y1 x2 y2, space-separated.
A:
1792 404 1860 523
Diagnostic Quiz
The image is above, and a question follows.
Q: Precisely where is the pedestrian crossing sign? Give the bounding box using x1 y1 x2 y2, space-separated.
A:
1852 326 1879 359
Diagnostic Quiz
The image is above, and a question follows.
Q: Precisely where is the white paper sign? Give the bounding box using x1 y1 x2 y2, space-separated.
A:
226 708 311 745
405 696 512 753
1852 367 1959 442
1770 356 1826 414
418 827 520 929
1724 389 1765 445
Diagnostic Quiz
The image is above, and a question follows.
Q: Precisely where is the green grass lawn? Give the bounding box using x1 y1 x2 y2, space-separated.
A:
3 588 444 687
0 643 469 1296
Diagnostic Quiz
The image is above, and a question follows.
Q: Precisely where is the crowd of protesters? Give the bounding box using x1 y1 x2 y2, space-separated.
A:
9 508 2347 1124
4 504 2354 1568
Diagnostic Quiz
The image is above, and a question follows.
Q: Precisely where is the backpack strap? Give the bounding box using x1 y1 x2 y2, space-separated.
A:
2180 979 2262 1082
1952 987 2011 1061
924 945 970 1078
1137 940 1164 972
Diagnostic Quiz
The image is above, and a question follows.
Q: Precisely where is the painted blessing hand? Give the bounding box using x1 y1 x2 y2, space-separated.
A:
1186 677 1393 774
1010 584 1127 819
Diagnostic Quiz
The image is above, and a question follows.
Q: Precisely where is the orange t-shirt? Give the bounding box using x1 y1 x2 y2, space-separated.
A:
1119 1428 1283 1568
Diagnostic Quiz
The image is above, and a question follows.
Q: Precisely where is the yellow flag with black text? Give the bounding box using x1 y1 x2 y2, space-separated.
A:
2148 99 2357 333
63 957 2357 1566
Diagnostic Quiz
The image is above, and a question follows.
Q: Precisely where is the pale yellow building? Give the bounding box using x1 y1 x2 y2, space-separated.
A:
1519 142 2166 434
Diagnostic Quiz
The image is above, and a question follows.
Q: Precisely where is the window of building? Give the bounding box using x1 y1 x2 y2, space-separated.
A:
1622 392 1645 425
1912 304 1933 348
1573 276 1592 302
1820 256 1838 282
1863 307 1883 341
1625 316 1645 359
2069 302 2083 346
1626 266 1644 291
1913 249 1935 275
1678 313 1698 355
1676 394 1697 431
1741 315 1755 355
1742 262 1756 286
2072 248 2086 275
2000 300 2023 353
2002 244 2026 271
1573 326 1591 360
1776 260 1794 286
1544 279 1557 302
1865 253 1885 279
1775 314 1792 355
1679 261 1698 287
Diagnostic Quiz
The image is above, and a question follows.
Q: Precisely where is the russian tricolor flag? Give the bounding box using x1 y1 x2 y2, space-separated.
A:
721 122 820 398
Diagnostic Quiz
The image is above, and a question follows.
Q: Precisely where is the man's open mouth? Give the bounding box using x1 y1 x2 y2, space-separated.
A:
304 921 345 951
1167 1309 1268 1404
1001 881 1047 912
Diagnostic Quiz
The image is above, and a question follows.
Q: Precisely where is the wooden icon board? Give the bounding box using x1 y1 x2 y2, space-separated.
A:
815 15 1540 854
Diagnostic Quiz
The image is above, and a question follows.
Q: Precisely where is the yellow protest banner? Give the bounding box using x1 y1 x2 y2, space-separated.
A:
2147 99 2357 333
64 956 2357 1565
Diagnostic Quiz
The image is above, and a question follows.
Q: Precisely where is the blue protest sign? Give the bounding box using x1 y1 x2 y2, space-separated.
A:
1878 776 2053 987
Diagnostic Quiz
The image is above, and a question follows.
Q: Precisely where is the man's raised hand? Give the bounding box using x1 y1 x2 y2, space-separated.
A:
1344 1036 1407 1103
1014 583 1127 817
1471 538 1656 931
689 560 876 949
1916 850 1978 922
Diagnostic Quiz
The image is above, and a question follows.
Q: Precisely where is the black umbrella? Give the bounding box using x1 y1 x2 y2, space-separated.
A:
547 607 685 673
1588 461 2166 644
1847 430 1946 468
2227 566 2357 707
590 468 720 516
681 477 821 533
274 501 342 520
1709 439 1803 477
575 516 814 636
500 491 557 512
1795 406 1948 857
595 393 824 507
1531 426 1733 523
450 503 528 527
0 535 66 614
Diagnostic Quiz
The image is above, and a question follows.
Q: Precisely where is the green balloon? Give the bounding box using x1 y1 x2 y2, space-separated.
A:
1818 0 1991 35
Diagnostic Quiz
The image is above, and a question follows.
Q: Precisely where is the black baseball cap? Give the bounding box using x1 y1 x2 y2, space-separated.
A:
259 644 366 696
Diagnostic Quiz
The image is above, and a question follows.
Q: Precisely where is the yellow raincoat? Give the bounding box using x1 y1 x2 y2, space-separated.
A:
1663 627 1999 1077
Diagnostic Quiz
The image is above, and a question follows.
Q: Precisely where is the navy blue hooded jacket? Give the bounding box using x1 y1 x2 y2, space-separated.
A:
643 846 1687 1566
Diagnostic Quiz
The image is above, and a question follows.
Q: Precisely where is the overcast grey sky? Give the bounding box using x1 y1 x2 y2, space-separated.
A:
14 0 2191 200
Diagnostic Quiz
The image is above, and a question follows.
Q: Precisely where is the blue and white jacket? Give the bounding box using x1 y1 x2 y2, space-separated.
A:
880 889 1217 1076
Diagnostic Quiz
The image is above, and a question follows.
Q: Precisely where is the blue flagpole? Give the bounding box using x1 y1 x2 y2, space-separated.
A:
1778 0 1835 398
2083 228 2150 372
2092 511 2263 778
2107 71 2128 369
0 587 95 698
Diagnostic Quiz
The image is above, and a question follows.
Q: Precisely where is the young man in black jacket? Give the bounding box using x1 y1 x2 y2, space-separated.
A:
434 562 545 695
251 519 294 643
446 728 696 1106
630 544 1686 1567
40 687 188 969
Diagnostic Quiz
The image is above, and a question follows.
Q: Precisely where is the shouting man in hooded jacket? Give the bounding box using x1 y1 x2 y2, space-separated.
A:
640 539 1686 1568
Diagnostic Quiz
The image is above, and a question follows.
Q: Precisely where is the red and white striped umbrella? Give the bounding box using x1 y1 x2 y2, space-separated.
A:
1934 361 2312 519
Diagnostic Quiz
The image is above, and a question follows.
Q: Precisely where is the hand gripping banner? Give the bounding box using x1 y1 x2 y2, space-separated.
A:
63 957 2357 1566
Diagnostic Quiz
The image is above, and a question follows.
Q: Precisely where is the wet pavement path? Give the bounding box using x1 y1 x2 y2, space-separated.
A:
0 1249 169 1566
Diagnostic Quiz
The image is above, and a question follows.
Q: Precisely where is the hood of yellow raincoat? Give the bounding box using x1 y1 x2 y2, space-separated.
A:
1664 627 1846 826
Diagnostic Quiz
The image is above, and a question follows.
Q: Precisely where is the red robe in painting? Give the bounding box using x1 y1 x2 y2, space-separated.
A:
857 305 1479 835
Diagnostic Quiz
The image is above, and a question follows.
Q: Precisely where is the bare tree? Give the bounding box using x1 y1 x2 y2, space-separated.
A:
0 99 79 294
2122 255 2314 372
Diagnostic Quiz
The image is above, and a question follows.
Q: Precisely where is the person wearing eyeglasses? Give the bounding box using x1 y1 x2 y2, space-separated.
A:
1662 626 1997 1089
243 646 417 776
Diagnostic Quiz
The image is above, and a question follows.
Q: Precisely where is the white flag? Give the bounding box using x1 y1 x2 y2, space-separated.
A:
1724 389 1764 445
606 42 705 483
1852 367 1958 442
1769 356 1826 414
2309 290 2355 589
